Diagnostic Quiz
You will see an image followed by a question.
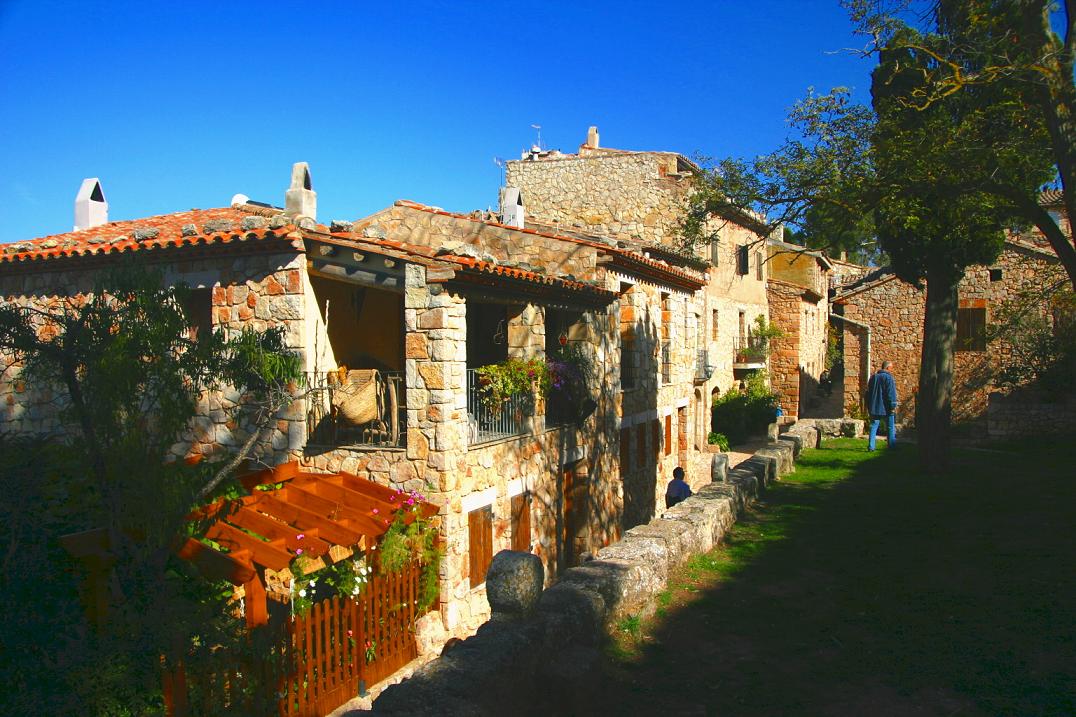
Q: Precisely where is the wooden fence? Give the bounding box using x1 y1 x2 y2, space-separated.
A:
166 560 426 717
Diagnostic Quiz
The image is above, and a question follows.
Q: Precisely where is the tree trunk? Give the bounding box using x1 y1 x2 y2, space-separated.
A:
1022 1 1076 289
916 266 961 472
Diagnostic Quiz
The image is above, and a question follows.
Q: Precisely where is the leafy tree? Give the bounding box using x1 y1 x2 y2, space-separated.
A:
846 0 1076 287
870 23 1054 469
0 263 302 714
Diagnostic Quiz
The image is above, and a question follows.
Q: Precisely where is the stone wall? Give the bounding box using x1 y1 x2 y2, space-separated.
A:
364 422 822 717
835 242 1061 423
767 280 804 417
506 151 694 246
987 389 1076 439
0 250 309 463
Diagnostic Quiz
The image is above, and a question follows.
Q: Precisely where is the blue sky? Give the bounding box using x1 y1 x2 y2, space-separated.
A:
0 1 874 244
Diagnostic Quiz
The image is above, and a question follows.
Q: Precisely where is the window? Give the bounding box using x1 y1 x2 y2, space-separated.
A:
620 426 631 471
621 334 637 390
756 250 765 280
182 287 213 341
468 506 493 588
664 415 672 456
510 494 531 553
736 245 750 275
710 238 720 266
711 309 719 342
636 423 647 467
989 268 1003 282
956 307 987 352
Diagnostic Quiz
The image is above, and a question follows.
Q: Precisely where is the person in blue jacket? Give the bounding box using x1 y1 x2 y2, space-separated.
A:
665 466 692 508
866 360 898 451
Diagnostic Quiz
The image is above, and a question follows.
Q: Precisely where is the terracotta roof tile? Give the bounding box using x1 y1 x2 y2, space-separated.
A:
391 200 706 289
0 207 302 266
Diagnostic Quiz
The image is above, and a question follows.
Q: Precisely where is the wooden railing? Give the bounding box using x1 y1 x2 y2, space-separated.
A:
165 559 427 717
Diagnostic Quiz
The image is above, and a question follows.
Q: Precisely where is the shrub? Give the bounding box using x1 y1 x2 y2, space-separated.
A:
707 432 731 451
712 371 779 444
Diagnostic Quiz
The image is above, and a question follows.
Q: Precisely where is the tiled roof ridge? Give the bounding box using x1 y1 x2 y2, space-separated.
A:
391 200 706 287
0 206 302 265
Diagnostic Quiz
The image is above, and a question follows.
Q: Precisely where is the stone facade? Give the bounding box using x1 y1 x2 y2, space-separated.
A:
835 241 1063 423
506 149 696 246
0 248 309 462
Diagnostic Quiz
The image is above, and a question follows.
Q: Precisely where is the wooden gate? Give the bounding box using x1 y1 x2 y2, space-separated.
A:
166 560 425 717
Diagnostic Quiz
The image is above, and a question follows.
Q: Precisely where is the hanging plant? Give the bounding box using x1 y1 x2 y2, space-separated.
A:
475 358 550 414
377 489 442 612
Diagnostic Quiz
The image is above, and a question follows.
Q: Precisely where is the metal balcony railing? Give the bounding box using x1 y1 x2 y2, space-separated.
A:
305 370 406 449
695 349 713 382
733 335 768 365
466 368 530 445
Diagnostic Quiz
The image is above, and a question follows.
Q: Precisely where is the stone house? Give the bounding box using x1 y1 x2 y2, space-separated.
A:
0 163 726 650
764 239 833 419
832 237 1064 424
505 126 771 437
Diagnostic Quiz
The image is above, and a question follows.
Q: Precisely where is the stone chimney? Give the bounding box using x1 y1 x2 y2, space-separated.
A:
500 187 524 229
285 162 316 220
586 125 600 149
74 178 108 231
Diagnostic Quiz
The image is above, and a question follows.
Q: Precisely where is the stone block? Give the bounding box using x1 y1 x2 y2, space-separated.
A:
710 452 729 482
485 550 544 618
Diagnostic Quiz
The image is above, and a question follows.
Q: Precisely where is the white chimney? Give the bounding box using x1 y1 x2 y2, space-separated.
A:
74 178 108 230
586 125 600 149
285 162 316 220
500 187 524 229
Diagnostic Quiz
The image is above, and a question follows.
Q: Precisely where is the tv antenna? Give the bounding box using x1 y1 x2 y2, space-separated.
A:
530 124 542 150
493 156 506 188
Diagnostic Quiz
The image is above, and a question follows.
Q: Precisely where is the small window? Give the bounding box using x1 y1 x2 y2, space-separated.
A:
710 238 720 266
620 426 631 471
736 245 750 275
620 334 637 390
989 268 1003 282
956 307 987 352
510 494 531 553
468 506 493 588
182 287 213 341
664 415 672 456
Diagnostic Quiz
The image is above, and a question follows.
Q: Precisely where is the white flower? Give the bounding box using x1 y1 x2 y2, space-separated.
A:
352 586 360 595
309 579 316 587
299 589 307 598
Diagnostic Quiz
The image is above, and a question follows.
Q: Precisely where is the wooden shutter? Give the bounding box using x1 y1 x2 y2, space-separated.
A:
619 427 631 471
710 238 720 265
737 245 750 275
511 494 531 553
468 506 493 588
652 419 661 461
664 415 672 456
956 307 987 352
756 251 764 280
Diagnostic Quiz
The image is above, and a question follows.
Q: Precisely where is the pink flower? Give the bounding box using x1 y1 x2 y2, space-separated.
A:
347 629 353 637
406 498 415 506
296 533 305 540
372 508 379 514
295 548 304 555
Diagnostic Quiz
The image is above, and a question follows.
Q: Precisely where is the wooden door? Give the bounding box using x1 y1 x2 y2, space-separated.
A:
561 462 590 572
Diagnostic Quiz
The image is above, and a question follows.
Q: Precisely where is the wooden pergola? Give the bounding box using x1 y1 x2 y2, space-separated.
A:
187 461 437 627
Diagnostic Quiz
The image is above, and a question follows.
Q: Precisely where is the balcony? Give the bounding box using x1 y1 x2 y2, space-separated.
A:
466 368 531 445
305 370 406 449
733 335 768 369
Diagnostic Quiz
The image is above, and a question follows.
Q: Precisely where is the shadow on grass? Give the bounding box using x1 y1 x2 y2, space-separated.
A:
559 438 1076 716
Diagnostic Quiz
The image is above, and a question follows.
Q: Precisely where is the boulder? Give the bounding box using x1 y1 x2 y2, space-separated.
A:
485 550 544 618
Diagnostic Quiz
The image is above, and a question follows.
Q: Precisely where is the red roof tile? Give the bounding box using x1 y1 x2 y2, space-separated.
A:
0 207 302 266
391 200 707 290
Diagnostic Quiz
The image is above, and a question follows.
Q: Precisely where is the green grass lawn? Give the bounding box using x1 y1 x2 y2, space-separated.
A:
592 438 1076 716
